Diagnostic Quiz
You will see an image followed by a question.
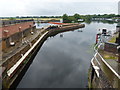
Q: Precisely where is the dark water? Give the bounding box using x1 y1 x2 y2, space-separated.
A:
17 22 116 88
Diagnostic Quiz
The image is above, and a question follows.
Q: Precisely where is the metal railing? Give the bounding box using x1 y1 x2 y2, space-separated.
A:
91 34 120 88
94 34 120 78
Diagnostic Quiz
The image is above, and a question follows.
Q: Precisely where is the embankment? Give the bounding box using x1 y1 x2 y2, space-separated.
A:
2 23 85 89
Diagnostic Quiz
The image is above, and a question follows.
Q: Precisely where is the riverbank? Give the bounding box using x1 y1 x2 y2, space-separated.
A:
2 23 85 89
88 30 120 88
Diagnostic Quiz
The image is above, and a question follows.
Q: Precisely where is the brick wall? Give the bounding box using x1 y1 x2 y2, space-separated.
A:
0 21 35 51
2 19 34 26
0 21 34 38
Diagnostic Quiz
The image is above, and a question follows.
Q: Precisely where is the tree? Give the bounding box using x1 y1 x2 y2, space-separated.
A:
74 13 80 20
62 14 69 23
69 16 76 22
9 17 16 20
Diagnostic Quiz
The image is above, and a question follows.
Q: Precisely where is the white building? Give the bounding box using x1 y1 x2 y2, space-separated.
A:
118 1 120 15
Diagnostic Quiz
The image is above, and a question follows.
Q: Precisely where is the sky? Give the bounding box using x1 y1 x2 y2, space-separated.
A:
0 0 120 17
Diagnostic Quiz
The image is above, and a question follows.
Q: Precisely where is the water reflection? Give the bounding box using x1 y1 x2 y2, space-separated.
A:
17 22 117 88
84 20 117 25
78 30 83 32
60 34 63 38
35 23 51 29
84 20 92 24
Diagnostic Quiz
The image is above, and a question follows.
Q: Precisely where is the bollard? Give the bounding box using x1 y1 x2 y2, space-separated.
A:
102 29 107 35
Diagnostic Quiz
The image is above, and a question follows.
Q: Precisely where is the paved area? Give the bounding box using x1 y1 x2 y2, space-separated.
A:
0 29 45 66
106 59 120 75
92 34 120 88
92 52 119 88
99 50 120 75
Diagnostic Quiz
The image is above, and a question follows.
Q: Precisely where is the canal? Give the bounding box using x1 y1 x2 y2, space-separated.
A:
17 22 117 88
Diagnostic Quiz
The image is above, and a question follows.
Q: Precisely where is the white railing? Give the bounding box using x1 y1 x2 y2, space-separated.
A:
92 34 120 79
7 31 49 77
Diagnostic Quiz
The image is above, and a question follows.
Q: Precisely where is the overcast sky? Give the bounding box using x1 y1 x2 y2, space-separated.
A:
0 0 120 17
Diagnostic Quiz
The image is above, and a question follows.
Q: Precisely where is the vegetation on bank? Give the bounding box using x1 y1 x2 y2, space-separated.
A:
62 13 120 23
108 34 118 43
1 13 119 23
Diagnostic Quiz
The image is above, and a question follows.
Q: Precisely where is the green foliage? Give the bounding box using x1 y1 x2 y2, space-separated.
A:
108 34 118 43
63 13 81 23
62 14 69 23
3 14 118 23
9 17 16 20
62 13 119 23
74 13 80 20
69 16 77 22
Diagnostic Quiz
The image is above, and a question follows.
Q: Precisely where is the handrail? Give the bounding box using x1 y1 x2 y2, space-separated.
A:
7 31 49 77
93 35 120 79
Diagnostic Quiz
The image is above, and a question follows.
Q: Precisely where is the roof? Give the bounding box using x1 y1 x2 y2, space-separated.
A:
0 22 34 39
49 22 66 25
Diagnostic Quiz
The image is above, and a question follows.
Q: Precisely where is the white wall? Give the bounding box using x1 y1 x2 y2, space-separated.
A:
118 1 120 14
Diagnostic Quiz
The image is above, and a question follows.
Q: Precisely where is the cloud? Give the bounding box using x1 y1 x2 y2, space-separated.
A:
21 0 120 2
0 0 119 17
0 0 28 16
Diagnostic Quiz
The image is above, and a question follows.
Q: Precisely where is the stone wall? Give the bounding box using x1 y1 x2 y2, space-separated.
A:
2 23 85 88
104 42 118 53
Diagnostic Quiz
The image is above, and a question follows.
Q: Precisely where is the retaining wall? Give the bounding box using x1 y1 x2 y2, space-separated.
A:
2 24 85 88
104 42 118 53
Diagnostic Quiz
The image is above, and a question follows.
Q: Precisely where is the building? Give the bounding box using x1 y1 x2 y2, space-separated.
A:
0 19 35 51
118 1 120 15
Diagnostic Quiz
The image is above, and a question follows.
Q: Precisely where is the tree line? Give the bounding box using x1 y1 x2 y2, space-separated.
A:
62 13 120 23
1 14 120 23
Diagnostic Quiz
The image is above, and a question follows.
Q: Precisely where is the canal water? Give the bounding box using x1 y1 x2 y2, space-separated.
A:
17 22 117 88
